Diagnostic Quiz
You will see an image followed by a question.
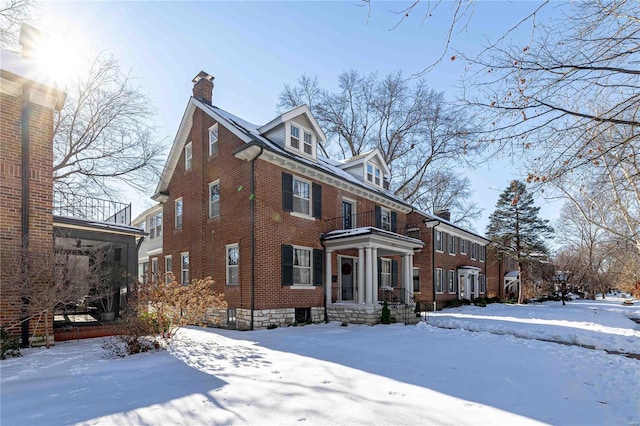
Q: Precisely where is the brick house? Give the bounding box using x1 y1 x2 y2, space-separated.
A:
143 71 490 329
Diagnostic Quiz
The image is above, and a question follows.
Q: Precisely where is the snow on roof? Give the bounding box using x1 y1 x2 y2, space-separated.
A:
322 226 424 246
54 215 146 236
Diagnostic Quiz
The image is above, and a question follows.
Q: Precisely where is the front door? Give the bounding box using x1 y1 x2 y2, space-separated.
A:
340 257 356 301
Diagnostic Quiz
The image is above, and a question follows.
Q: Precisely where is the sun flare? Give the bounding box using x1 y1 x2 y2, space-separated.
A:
31 32 88 86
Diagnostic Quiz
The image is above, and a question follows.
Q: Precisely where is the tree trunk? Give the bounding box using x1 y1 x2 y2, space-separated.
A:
44 309 50 349
517 264 524 304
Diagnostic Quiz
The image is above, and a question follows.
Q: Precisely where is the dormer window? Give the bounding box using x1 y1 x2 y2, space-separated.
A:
303 132 313 155
287 123 315 158
184 142 192 171
366 163 382 187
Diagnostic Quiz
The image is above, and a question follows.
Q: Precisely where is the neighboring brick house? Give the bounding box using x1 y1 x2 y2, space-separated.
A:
1 25 144 346
146 71 490 329
1 35 65 345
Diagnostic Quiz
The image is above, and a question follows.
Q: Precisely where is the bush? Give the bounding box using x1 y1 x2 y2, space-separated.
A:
340 321 348 327
103 314 162 357
266 323 278 330
473 297 487 307
380 301 391 324
1 327 21 360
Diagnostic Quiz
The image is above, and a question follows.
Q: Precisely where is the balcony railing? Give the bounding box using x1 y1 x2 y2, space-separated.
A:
323 210 421 239
53 192 132 225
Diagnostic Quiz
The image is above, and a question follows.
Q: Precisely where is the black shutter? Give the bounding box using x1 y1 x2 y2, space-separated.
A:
313 249 323 286
391 260 398 287
375 205 382 228
312 183 322 219
377 258 382 287
282 173 293 212
391 211 397 233
282 244 293 286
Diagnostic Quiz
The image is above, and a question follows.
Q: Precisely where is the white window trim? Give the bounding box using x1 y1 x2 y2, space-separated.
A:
380 207 391 231
292 175 312 218
435 230 443 252
175 198 183 229
380 258 392 287
149 212 162 239
435 268 444 294
226 243 239 286
209 180 220 218
479 274 486 293
286 122 316 159
365 162 383 188
447 270 455 293
460 238 467 255
165 255 172 284
413 267 420 293
292 245 313 287
342 197 357 228
180 252 189 286
448 234 456 256
185 142 193 171
208 123 219 156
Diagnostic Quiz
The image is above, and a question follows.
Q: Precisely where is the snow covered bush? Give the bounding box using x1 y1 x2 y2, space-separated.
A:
1 327 21 360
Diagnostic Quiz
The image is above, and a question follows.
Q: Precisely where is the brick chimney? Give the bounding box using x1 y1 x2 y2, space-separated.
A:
434 209 451 221
192 71 214 105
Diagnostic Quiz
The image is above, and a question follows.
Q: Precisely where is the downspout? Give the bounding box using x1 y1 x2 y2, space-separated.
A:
424 219 440 312
20 82 33 347
320 237 327 323
249 147 263 331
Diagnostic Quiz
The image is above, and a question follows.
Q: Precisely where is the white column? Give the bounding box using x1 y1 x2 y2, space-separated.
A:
365 247 373 304
408 253 414 297
325 250 333 305
402 254 411 296
358 247 365 304
372 247 378 304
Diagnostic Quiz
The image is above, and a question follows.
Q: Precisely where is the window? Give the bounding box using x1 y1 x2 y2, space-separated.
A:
139 261 149 283
282 245 322 286
470 242 477 260
435 230 443 252
149 212 162 239
295 307 311 323
165 256 172 284
227 308 237 327
292 247 312 285
226 244 239 285
342 199 355 229
209 124 219 156
209 181 220 218
470 274 476 294
180 252 189 285
460 238 467 255
448 234 455 255
435 268 444 293
413 268 420 292
479 245 486 262
448 270 455 293
366 163 382 187
479 274 486 293
139 220 146 233
380 259 392 287
290 124 300 149
293 177 311 215
303 132 313 155
380 207 391 231
151 258 158 282
175 198 183 229
184 142 192 171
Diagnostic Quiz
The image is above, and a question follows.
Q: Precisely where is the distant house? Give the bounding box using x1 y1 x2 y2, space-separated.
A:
140 71 491 329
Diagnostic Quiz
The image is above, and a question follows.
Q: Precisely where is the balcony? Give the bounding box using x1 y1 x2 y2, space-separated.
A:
53 192 132 225
323 210 421 239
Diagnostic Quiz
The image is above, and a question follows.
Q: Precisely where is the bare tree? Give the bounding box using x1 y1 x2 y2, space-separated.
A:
53 53 165 199
279 70 482 226
10 247 112 348
0 0 35 48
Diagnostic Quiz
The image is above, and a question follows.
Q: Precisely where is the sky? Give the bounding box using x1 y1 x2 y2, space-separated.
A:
31 1 562 234
2 296 639 425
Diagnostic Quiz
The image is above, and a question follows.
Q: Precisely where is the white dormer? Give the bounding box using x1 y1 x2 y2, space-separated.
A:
339 149 391 190
258 105 326 162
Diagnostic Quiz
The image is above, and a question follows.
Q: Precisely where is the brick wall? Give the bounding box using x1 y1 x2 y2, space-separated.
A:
0 90 55 343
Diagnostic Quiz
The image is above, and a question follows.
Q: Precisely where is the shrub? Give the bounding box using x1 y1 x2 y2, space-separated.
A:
266 323 278 330
340 321 348 327
446 299 463 308
381 301 391 324
1 327 21 360
473 297 487 307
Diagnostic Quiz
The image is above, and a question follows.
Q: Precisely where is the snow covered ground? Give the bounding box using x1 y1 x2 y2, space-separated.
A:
2 298 639 426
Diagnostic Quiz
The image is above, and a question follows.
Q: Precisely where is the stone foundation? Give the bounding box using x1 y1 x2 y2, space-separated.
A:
326 303 382 325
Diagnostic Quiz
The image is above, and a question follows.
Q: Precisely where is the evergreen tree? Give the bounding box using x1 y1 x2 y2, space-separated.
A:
486 180 554 303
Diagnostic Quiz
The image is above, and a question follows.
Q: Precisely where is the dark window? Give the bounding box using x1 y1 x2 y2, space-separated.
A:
295 307 311 323
227 308 237 327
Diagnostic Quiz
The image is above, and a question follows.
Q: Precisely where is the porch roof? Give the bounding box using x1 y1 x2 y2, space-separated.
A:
321 227 424 256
